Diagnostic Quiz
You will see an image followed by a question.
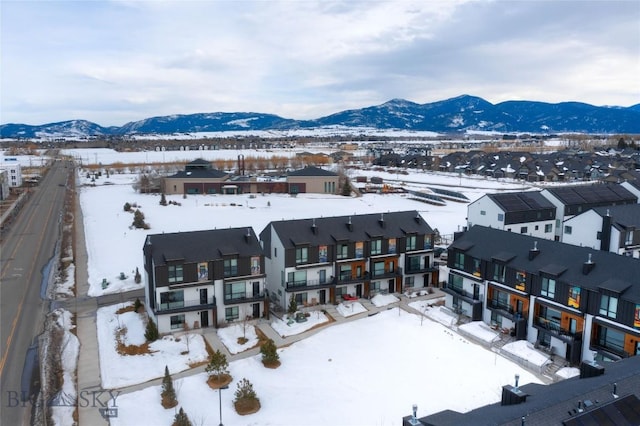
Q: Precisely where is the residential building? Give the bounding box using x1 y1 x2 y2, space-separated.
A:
0 169 9 200
163 158 229 195
540 184 637 241
259 210 438 311
444 225 640 367
143 227 267 333
467 191 556 239
0 162 22 188
286 166 340 195
563 204 640 258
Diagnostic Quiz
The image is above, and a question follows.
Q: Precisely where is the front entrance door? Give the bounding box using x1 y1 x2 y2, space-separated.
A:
200 310 209 328
253 281 260 297
388 279 395 294
200 288 208 305
252 303 260 319
319 290 326 304
355 284 362 297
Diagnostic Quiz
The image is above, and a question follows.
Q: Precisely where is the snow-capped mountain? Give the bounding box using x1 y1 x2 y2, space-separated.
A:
2 95 639 139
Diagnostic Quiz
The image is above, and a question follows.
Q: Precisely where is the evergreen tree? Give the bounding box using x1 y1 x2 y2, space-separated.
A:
134 297 142 312
160 193 167 206
145 319 159 341
205 350 229 381
123 202 131 212
172 407 192 426
260 338 279 365
134 267 142 284
161 365 178 409
132 209 146 228
234 378 259 403
288 294 297 317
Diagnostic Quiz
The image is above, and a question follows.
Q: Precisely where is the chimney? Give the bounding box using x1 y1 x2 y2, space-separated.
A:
414 212 421 224
347 216 353 231
244 227 251 243
528 241 540 260
311 218 317 234
379 213 385 228
582 253 595 275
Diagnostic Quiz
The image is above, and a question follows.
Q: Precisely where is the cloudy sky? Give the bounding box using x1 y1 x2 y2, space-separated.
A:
1 0 639 126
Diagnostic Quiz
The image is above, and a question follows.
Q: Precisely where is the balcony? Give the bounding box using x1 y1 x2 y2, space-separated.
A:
533 317 582 342
405 262 440 274
223 292 266 305
286 278 335 290
336 272 369 284
442 283 479 301
487 299 527 321
156 297 216 314
370 267 403 280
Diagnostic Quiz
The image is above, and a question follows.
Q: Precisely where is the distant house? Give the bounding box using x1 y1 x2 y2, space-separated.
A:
467 191 556 240
563 204 640 258
163 159 229 195
143 227 267 333
259 211 438 311
286 166 340 195
540 184 637 241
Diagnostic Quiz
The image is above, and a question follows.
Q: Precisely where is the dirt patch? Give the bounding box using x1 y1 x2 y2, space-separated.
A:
115 326 153 355
262 360 281 369
234 398 261 416
207 374 233 390
115 305 137 315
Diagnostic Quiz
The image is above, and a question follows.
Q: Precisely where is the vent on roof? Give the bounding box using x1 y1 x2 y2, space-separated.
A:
379 213 385 228
583 253 595 275
528 241 540 260
244 227 251 243
414 213 421 224
347 216 353 231
311 218 317 234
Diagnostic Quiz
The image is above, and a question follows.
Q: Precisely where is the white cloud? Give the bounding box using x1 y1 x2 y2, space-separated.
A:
1 0 638 126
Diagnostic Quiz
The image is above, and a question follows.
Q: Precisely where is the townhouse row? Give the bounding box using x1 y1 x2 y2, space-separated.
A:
142 210 439 333
444 225 640 366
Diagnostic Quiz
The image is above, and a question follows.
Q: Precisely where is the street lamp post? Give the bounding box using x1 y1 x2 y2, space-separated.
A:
218 385 229 426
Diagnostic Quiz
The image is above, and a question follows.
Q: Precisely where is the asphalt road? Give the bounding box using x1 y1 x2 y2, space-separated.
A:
0 156 70 425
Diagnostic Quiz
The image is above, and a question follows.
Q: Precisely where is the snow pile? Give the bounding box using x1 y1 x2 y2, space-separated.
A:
270 311 329 337
336 302 367 317
370 293 399 307
502 340 550 368
458 321 501 344
217 324 259 354
50 309 80 426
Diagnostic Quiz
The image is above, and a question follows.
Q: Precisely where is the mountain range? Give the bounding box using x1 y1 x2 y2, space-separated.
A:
2 95 639 139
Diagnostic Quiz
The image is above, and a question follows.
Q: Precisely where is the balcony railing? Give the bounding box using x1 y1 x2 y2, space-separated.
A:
286 278 335 289
337 272 368 284
534 317 582 340
223 292 266 305
487 299 527 320
157 297 216 313
371 267 403 279
443 283 479 300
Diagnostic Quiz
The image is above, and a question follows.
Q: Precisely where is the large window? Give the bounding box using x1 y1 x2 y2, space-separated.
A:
339 265 352 280
225 306 239 321
454 252 465 270
337 243 349 260
371 239 382 255
170 314 185 329
408 256 421 272
448 273 463 291
406 235 417 251
492 263 505 283
296 247 308 264
223 258 238 277
541 277 556 298
224 282 246 301
596 326 624 354
404 276 415 287
599 294 618 319
168 265 183 283
295 292 308 305
318 269 327 284
373 261 385 277
287 271 307 287
160 290 184 310
545 224 552 233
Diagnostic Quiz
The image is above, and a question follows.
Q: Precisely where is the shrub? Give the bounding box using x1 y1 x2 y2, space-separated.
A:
260 338 279 366
161 366 178 409
160 193 167 206
144 319 159 342
132 209 147 229
205 350 229 382
287 294 297 317
123 202 131 212
134 297 142 313
172 407 192 426
233 378 260 415
134 267 141 284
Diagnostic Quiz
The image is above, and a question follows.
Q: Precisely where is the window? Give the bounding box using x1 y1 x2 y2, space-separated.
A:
296 247 308 264
370 281 381 292
564 225 572 235
596 326 624 354
170 314 185 329
626 231 633 245
223 258 238 277
225 306 239 321
160 290 184 310
599 294 618 319
224 282 246 301
287 271 307 287
493 263 505 283
596 231 602 240
408 256 421 272
167 264 183 283
472 258 481 276
274 247 277 257
295 292 308 305
339 265 352 280
404 276 415 287
545 224 552 233
448 273 463 291
318 269 326 284
373 261 385 277
541 277 556 298
480 210 486 216
335 286 347 297
498 213 504 222
337 243 349 260
406 235 417 251
520 226 528 234
454 252 465 270
371 239 382 255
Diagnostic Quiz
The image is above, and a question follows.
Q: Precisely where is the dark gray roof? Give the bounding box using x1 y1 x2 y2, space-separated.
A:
144 227 262 265
260 210 433 252
167 169 228 179
592 204 640 229
287 166 338 177
414 355 640 426
489 191 555 212
545 184 636 206
453 226 640 302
